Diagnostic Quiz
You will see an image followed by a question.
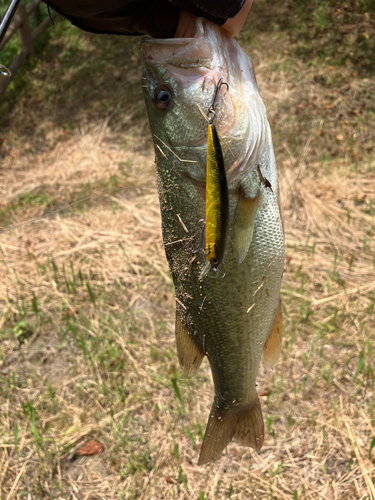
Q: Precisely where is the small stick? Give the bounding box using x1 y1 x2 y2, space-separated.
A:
199 296 207 311
154 135 197 163
175 297 187 311
253 282 264 296
177 214 189 233
247 303 255 313
164 237 192 247
156 144 168 159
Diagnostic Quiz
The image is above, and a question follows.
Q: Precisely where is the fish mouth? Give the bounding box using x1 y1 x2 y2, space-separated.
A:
141 21 213 70
142 20 236 152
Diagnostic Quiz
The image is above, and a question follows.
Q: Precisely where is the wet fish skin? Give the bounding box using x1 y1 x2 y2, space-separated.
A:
142 19 285 465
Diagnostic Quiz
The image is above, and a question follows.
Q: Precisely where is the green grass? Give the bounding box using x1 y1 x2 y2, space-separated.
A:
0 17 146 144
0 169 150 231
0 1 375 498
244 0 375 76
0 2 53 78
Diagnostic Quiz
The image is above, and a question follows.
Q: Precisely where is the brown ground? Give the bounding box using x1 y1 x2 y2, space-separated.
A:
0 1 374 498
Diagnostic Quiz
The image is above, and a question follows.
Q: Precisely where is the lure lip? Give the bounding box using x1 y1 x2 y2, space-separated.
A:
198 260 225 280
199 261 212 280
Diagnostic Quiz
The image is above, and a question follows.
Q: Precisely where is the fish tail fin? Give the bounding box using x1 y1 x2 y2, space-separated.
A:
234 397 264 449
198 397 264 465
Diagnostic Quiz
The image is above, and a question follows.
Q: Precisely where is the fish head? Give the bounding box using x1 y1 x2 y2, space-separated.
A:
142 19 271 184
142 23 232 157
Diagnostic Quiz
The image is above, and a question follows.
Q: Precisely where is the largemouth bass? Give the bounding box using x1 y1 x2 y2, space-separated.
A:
142 19 285 465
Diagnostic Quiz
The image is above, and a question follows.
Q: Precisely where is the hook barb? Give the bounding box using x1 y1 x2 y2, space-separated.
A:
207 78 229 123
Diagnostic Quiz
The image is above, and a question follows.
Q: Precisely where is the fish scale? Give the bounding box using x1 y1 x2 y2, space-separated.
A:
142 19 285 465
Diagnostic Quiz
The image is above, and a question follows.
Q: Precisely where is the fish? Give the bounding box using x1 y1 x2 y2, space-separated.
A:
141 19 285 465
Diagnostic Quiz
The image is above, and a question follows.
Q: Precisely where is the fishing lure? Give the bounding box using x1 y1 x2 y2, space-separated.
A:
199 79 229 279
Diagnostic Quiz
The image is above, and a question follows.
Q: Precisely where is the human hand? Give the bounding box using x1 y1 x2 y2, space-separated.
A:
222 0 253 37
175 0 253 38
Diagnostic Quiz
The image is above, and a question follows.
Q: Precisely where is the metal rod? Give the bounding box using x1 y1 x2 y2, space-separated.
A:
0 0 22 76
0 0 22 45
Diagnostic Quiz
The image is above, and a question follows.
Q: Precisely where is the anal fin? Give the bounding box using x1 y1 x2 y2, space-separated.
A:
198 397 264 465
175 309 204 377
262 300 283 370
232 189 260 264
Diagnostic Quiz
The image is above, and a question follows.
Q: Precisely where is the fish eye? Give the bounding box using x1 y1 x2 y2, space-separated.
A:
154 84 173 109
211 257 219 267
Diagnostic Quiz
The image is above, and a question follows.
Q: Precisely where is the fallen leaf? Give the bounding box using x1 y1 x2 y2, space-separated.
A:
67 307 78 318
77 440 104 456
258 388 272 397
354 193 366 204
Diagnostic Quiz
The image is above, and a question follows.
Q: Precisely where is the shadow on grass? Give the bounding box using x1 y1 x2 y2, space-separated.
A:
246 0 375 76
0 0 374 155
0 18 146 149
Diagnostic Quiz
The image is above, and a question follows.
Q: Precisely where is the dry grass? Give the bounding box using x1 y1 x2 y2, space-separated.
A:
1 4 375 499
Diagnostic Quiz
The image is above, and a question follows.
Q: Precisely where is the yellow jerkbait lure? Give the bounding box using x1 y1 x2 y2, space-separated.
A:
200 79 229 279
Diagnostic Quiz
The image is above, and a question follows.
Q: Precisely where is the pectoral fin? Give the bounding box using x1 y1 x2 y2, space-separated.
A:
232 189 260 264
262 300 283 370
175 309 204 377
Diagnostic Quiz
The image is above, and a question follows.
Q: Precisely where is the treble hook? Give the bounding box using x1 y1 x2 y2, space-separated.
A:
207 78 229 124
